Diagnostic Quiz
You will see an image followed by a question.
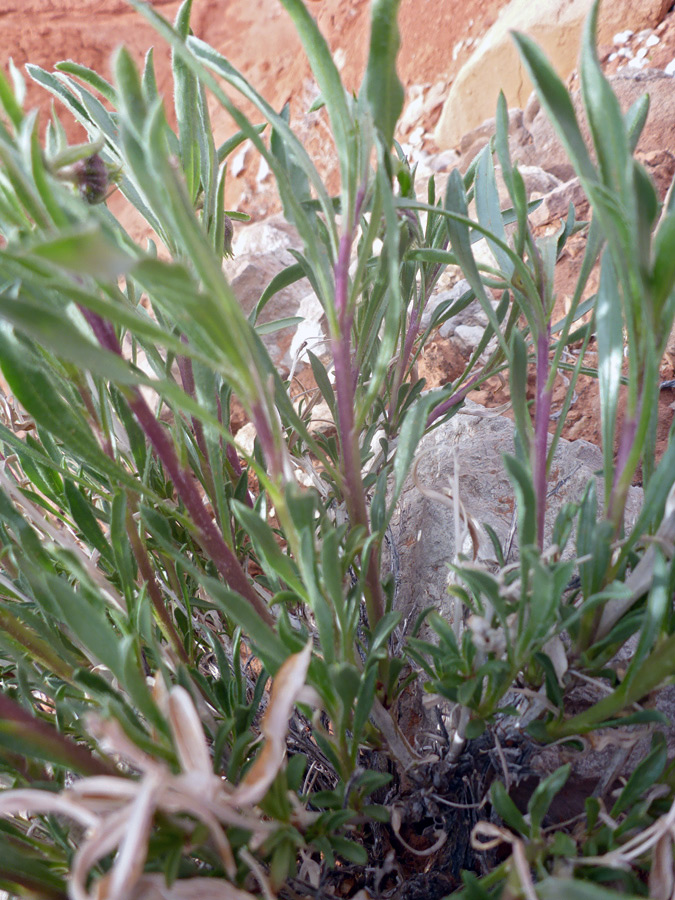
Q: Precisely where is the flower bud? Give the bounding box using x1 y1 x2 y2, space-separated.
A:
72 154 110 205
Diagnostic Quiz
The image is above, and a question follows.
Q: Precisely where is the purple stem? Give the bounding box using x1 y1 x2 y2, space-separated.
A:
388 250 445 426
425 372 483 429
80 308 275 628
176 346 209 464
607 412 638 529
0 693 116 777
125 506 190 665
388 307 421 425
215 392 253 509
333 191 367 530
331 185 385 625
534 329 553 549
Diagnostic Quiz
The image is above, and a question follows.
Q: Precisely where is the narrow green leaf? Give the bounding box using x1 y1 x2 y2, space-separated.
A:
652 205 675 312
443 170 510 356
595 252 623 505
0 65 24 130
490 779 528 835
512 31 596 184
307 350 337 421
278 0 354 203
29 226 133 278
142 47 159 103
232 499 305 596
580 1 631 199
612 731 666 817
54 60 116 103
503 453 536 548
475 146 514 277
527 764 570 835
387 393 438 523
362 0 404 148
174 0 194 38
252 263 307 325
173 0 201 200
64 481 113 565
216 123 266 164
114 47 147 134
203 578 286 673
26 64 88 123
537 879 643 900
509 328 532 455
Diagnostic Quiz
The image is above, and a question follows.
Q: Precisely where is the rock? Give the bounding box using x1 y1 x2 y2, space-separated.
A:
513 70 675 191
287 292 327 368
487 164 562 211
435 0 671 149
388 400 642 628
637 148 675 201
225 215 310 363
457 108 525 169
529 177 588 227
453 323 487 352
419 279 472 334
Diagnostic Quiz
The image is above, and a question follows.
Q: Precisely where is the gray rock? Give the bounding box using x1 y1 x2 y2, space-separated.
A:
529 176 588 227
225 214 310 361
388 400 642 627
453 323 487 352
513 69 675 184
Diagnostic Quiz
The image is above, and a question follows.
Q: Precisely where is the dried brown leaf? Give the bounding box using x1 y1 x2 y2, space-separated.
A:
234 641 314 806
650 833 675 900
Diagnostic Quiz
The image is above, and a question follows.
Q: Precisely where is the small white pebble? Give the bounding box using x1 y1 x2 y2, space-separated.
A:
628 56 648 69
333 48 346 72
256 156 270 185
613 29 633 45
636 47 648 59
646 34 660 47
608 51 617 61
618 46 634 59
409 125 424 146
665 59 675 76
231 145 248 178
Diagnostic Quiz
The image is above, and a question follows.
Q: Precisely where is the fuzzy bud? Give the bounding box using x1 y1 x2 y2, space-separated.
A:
73 154 110 205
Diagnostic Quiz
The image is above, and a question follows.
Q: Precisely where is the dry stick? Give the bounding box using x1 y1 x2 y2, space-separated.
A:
80 308 275 629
